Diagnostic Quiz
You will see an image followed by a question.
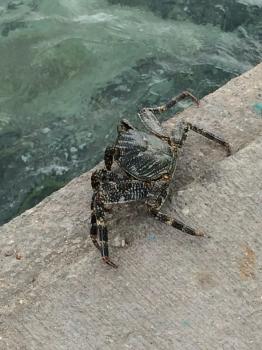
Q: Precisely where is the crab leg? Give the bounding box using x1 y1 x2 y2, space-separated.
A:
90 180 118 268
149 208 204 236
90 194 100 251
104 146 115 171
171 120 231 155
98 221 118 268
91 169 156 267
90 213 100 251
146 90 199 113
138 91 199 138
94 195 118 268
188 123 231 156
146 182 205 237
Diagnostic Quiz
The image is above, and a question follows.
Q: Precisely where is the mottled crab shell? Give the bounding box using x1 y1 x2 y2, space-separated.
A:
115 129 176 181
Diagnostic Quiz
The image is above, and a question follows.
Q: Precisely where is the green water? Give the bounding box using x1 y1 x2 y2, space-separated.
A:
0 0 261 224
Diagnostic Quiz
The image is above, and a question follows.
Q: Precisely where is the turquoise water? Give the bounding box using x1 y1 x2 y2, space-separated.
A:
0 0 261 224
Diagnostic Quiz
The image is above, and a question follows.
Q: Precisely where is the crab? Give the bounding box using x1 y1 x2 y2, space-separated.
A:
90 91 231 268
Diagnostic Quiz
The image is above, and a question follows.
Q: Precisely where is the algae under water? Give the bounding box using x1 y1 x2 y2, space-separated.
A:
0 0 261 224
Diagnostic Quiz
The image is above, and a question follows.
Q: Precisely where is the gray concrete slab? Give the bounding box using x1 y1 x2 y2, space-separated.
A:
0 63 262 349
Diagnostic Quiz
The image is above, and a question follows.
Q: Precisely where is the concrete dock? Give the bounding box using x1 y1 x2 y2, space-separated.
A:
0 63 262 349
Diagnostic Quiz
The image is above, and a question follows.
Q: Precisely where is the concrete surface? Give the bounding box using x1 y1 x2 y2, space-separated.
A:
0 63 262 350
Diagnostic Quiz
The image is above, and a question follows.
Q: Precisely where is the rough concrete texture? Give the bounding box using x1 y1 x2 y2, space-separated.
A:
0 63 262 350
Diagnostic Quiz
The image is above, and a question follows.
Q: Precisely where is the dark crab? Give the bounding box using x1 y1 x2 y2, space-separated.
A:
90 91 231 268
